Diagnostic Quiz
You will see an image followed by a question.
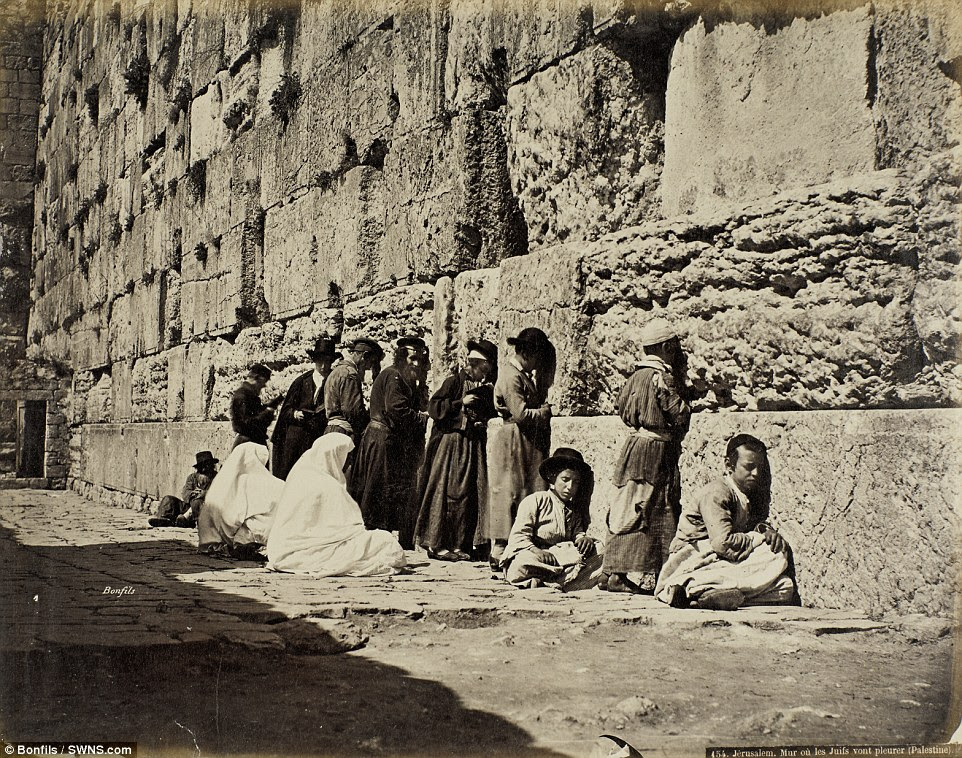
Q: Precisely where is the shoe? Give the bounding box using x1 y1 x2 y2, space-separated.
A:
450 550 472 562
174 515 193 528
148 517 173 527
430 550 459 562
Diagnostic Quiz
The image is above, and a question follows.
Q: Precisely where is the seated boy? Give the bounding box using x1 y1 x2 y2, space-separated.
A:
500 448 603 590
148 451 218 528
654 434 796 610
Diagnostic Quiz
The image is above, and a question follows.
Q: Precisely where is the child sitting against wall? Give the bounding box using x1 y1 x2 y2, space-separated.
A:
499 448 603 590
148 451 218 528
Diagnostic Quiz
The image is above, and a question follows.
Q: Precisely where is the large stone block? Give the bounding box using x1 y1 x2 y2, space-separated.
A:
131 352 168 422
342 283 435 359
431 267 501 384
662 7 877 217
550 407 961 618
506 41 666 250
180 226 243 338
110 359 132 422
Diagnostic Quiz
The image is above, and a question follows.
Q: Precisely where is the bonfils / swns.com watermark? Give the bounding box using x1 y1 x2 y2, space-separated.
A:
101 586 135 598
3 744 136 756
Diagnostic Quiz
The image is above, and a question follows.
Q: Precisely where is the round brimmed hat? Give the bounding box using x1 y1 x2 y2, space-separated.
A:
506 327 551 353
307 337 340 361
194 451 219 468
640 317 678 347
466 338 497 364
539 447 591 482
348 338 385 360
396 336 428 352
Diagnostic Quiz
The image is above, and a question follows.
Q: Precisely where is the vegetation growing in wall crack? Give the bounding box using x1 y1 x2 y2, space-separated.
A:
193 241 208 264
66 161 78 182
84 85 99 125
223 99 251 134
123 53 150 108
34 159 45 185
93 180 108 205
168 80 191 122
184 160 207 204
270 73 302 126
106 213 122 245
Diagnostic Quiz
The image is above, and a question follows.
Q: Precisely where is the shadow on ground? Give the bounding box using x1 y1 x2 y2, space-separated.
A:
0 523 560 756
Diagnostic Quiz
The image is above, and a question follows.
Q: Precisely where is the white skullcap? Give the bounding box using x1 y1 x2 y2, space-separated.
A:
640 317 678 347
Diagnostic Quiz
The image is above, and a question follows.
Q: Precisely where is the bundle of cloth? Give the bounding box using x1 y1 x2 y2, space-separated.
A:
197 442 284 558
267 433 406 576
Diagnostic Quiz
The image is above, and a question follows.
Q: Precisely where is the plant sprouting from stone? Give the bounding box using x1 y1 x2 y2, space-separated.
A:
168 80 191 122
184 160 207 204
123 53 150 108
223 99 251 133
193 242 208 264
93 180 108 205
270 73 302 125
123 214 134 232
84 85 99 124
107 213 122 245
66 161 78 182
34 159 46 184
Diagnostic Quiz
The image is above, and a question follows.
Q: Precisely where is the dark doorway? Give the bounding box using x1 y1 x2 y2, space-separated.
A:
16 400 45 478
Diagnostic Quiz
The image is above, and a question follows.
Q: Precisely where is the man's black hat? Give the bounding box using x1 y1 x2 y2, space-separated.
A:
194 451 219 468
249 363 271 380
307 337 340 361
466 338 498 365
539 447 591 483
507 327 551 354
348 338 385 360
397 336 427 352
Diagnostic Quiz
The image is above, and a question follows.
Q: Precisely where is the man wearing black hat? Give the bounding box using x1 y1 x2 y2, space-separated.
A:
414 338 499 561
323 338 384 440
349 336 429 548
230 363 282 449
270 337 341 480
148 451 219 528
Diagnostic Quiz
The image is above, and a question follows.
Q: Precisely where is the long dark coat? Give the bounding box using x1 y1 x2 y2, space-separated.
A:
348 366 426 547
270 370 326 480
414 371 496 553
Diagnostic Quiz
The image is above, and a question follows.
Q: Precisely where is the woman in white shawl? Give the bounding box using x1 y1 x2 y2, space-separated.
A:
198 442 285 556
267 433 406 576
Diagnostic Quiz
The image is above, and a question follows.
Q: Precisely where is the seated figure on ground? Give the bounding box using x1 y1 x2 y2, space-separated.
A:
149 450 218 528
267 433 407 576
654 434 796 610
499 448 603 590
197 442 285 559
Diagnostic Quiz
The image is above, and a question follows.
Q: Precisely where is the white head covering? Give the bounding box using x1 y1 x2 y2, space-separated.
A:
198 442 285 552
266 433 405 575
640 317 678 347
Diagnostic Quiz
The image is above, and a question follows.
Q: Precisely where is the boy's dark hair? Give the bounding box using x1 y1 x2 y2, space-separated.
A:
249 363 271 380
725 434 767 469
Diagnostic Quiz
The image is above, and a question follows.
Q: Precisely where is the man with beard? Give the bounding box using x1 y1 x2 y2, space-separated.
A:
349 337 429 549
271 337 340 479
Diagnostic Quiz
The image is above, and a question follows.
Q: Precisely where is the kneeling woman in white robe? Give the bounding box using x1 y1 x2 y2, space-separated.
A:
267 433 406 576
198 442 285 555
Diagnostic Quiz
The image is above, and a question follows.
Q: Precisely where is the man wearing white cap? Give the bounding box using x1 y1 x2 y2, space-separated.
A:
601 317 691 594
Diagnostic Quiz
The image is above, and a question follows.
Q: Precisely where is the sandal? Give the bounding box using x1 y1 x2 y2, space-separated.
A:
606 574 644 594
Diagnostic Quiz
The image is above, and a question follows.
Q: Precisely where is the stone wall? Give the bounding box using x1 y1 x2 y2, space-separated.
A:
16 0 962 614
0 0 70 486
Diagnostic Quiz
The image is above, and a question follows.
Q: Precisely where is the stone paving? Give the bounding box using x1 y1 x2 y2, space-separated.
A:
0 489 952 655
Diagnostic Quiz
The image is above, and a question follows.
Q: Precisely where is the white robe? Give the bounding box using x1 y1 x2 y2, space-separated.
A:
266 433 406 576
197 442 284 553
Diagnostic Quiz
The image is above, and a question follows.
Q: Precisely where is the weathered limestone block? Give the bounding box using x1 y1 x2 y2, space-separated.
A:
183 338 231 420
110 359 132 422
431 268 502 382
180 226 243 338
662 7 877 217
189 5 226 94
77 421 235 502
131 353 168 422
166 343 185 420
282 308 345 355
550 408 961 618
263 168 385 317
506 42 665 250
392 1 448 136
873 0 962 170
579 170 957 412
188 75 227 165
342 283 434 358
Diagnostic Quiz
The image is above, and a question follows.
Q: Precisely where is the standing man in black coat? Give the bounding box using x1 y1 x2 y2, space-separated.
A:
271 337 341 480
230 363 281 449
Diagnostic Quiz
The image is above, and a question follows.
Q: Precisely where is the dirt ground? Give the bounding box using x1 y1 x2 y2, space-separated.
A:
1 613 954 757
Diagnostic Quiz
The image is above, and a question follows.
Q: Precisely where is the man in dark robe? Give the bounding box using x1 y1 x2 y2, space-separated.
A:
323 338 383 441
270 337 340 480
230 364 281 449
148 451 218 528
349 337 428 548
